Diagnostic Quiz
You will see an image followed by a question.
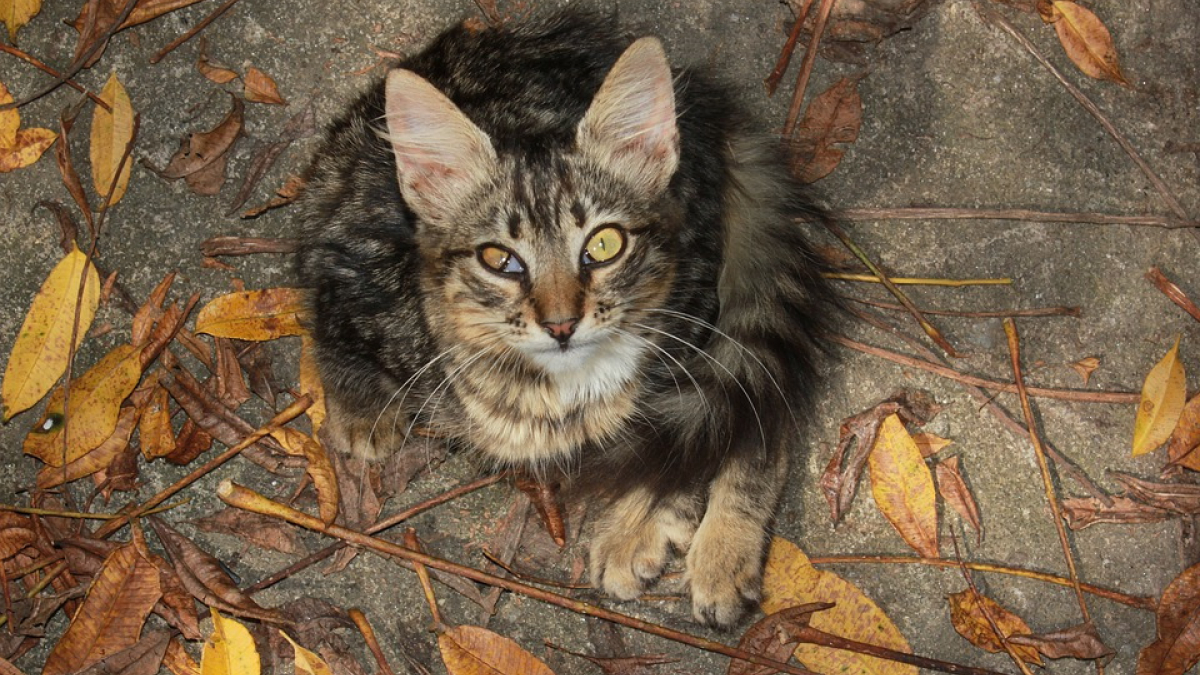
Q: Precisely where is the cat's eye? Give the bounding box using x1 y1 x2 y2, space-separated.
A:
478 245 525 276
581 226 625 267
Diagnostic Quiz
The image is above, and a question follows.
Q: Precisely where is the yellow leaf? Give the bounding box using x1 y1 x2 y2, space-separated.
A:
201 609 260 675
195 288 305 340
947 590 1042 665
280 631 334 675
1048 0 1129 85
0 79 16 146
1168 393 1200 471
21 343 143 465
439 625 555 675
2 245 99 421
1133 336 1186 456
0 0 40 42
299 334 326 434
36 404 139 488
271 427 339 525
870 414 940 558
42 532 162 675
762 537 916 675
90 72 135 208
243 66 286 105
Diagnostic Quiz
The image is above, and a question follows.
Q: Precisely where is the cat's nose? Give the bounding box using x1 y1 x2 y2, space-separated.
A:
541 318 579 345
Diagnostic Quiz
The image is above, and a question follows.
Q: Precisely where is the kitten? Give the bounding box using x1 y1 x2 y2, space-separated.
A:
296 11 836 627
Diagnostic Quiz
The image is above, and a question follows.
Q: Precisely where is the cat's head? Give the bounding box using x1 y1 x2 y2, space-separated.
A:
381 38 681 382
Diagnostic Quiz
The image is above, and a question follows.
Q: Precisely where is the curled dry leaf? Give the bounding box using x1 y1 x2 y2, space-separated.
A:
280 631 335 675
761 537 916 675
160 95 243 195
1112 472 1200 514
195 287 305 340
138 380 177 460
242 174 306 218
934 456 983 540
1008 622 1115 662
728 603 828 675
0 512 36 561
76 629 171 675
1133 336 1186 457
0 79 57 173
90 72 135 208
243 66 287 105
515 474 567 547
271 427 339 525
789 76 862 184
299 334 327 433
947 590 1042 665
164 636 202 675
1168 393 1200 472
131 272 177 347
71 0 206 66
2 244 98 421
197 39 239 84
1138 562 1200 675
1061 494 1171 530
1042 0 1129 86
201 609 260 675
439 624 554 675
870 413 939 558
1071 356 1101 385
42 531 163 675
0 0 41 41
192 507 306 555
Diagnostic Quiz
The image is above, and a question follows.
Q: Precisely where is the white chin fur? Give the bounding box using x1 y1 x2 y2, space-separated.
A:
524 332 643 405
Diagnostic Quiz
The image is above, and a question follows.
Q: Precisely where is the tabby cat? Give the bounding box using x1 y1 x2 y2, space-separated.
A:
296 11 835 627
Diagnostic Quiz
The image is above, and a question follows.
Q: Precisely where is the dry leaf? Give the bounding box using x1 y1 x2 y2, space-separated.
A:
1043 0 1129 86
439 624 554 675
789 76 862 184
243 66 286 105
911 432 953 458
935 456 983 540
761 537 916 675
272 428 339 525
1112 472 1200 514
1009 622 1114 662
36 404 139 489
947 590 1042 664
201 609 260 675
90 72 135 207
0 0 41 41
42 531 163 675
1168 393 1200 471
242 174 305 218
76 629 171 675
71 0 206 65
1061 495 1171 530
1133 336 1186 456
138 381 177 460
1071 356 1101 385
195 288 305 340
0 512 36 561
197 39 239 84
2 244 99 421
299 334 326 433
280 632 334 675
152 555 203 640
191 507 306 555
1138 562 1200 675
870 414 939 557
160 95 243 197
164 636 202 675
728 604 826 675
0 79 56 173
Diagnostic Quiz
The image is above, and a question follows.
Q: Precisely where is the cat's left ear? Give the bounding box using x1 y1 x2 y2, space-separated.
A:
577 38 679 197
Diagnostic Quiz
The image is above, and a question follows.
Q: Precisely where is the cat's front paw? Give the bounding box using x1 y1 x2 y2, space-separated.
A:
686 519 766 628
590 491 698 601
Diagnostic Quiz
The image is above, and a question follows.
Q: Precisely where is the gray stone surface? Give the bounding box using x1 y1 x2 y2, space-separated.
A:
1 0 1197 673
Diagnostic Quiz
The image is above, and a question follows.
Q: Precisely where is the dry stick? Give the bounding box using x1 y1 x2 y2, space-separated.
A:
0 500 186 520
245 473 505 594
1146 267 1200 323
0 44 111 111
150 0 244 63
782 0 838 137
974 2 1195 245
349 608 398 675
792 624 1016 675
91 396 310 540
850 296 1081 319
2 0 139 111
199 236 299 257
1003 320 1094 627
220 483 827 675
807 555 1153 610
833 334 1139 404
827 273 1010 287
835 207 1198 230
765 0 815 95
950 536 1036 675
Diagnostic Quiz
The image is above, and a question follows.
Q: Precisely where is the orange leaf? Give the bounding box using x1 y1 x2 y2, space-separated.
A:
42 530 162 675
935 456 982 539
1071 356 1101 385
299 334 326 434
90 72 136 207
1133 336 1186 456
1047 0 1129 85
1138 562 1200 675
762 537 916 675
947 590 1042 665
36 404 139 489
869 414 939 557
1168 393 1200 471
0 126 56 173
164 636 202 675
243 66 286 105
0 512 36 561
138 381 177 460
194 288 305 340
439 624 554 675
272 428 340 525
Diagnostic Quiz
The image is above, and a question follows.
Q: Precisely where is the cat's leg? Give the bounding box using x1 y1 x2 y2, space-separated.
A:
686 450 788 627
591 487 702 600
324 389 409 460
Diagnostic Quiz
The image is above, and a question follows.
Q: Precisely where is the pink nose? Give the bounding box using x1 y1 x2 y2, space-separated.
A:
540 318 579 345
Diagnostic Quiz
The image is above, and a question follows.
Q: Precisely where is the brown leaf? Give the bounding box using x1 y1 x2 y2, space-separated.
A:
911 432 953 458
184 151 228 195
196 38 239 84
243 66 287 105
1061 495 1172 530
947 590 1042 665
1112 472 1200 514
935 456 983 540
237 342 277 407
94 440 139 500
131 273 176 347
515 474 567 547
299 334 326 434
789 76 862 184
438 624 554 675
77 629 171 675
1134 337 1187 456
163 636 201 675
160 95 243 181
36 404 140 489
137 380 176 460
169 419 212 465
1168 393 1200 472
194 287 305 340
549 641 676 675
1009 622 1114 662
241 173 306 218
226 104 315 216
1043 1 1129 85
1138 562 1200 675
214 338 252 410
728 604 827 675
151 555 202 640
0 512 36 561
272 428 339 525
869 414 939 558
42 529 162 675
71 0 205 65
191 507 306 555
1070 356 1101 385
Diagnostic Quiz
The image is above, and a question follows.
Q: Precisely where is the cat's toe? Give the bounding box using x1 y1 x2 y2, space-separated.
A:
686 522 766 628
590 517 672 601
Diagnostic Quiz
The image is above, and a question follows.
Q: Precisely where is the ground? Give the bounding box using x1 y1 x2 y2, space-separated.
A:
1 0 1198 673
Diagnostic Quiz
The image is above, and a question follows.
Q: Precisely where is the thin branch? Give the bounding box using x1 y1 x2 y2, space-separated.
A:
1146 267 1200 323
765 0 815 95
150 0 245 64
0 44 110 111
834 207 1197 229
827 273 1011 287
850 296 1081 318
782 0 838 137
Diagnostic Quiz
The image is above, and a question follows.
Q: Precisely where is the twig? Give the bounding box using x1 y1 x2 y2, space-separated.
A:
792 624 1016 675
1146 267 1200 323
0 500 186 520
1003 320 1094 627
782 0 838 137
826 273 1011 287
350 608 398 675
220 482 819 675
850 296 1081 318
481 549 590 590
806 554 1153 610
0 44 111 111
199 236 299 257
950 535 1036 675
765 0 815 95
832 334 1139 404
834 207 1198 229
150 0 244 64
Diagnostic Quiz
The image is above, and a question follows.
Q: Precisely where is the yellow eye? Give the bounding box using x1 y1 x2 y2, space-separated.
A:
582 226 625 266
478 246 524 275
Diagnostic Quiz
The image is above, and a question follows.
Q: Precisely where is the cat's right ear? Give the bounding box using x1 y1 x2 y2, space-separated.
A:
384 69 498 223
